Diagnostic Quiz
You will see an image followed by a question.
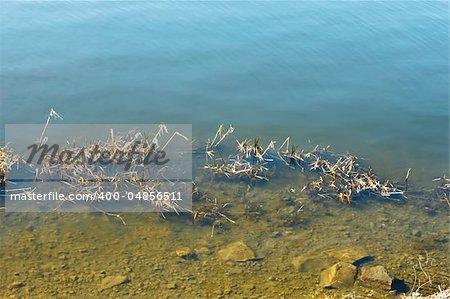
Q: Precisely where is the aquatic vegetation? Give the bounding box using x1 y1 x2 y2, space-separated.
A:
190 183 236 237
5 109 191 219
205 124 235 158
0 145 21 187
432 176 450 207
433 176 450 191
204 124 407 202
43 126 188 214
1 116 444 238
0 119 413 207
306 154 406 203
205 125 272 181
193 190 235 237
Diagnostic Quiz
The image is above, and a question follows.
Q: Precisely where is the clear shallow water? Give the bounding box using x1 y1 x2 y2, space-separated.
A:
0 2 449 298
1 1 448 186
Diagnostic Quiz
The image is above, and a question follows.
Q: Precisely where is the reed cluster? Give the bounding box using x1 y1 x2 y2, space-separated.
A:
6 110 190 216
0 145 21 187
205 131 273 181
432 176 450 206
204 125 406 202
38 125 188 214
305 154 405 203
432 176 450 191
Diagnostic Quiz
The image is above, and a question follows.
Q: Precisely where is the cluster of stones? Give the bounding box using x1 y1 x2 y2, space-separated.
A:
292 247 396 292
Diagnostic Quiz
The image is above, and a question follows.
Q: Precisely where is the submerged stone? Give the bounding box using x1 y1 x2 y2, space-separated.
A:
412 229 422 237
9 281 26 290
100 275 128 291
319 262 357 289
195 246 211 256
175 247 197 260
291 254 337 273
218 241 255 262
359 265 393 291
166 282 178 290
325 247 370 264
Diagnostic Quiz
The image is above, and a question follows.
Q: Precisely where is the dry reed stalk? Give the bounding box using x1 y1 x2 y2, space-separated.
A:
193 193 235 238
204 125 407 202
405 252 449 298
432 176 450 206
39 108 63 144
6 117 191 219
402 289 450 299
0 146 5 186
0 145 21 187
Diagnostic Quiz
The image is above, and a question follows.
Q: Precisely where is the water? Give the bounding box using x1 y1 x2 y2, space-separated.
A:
1 1 448 185
0 2 449 298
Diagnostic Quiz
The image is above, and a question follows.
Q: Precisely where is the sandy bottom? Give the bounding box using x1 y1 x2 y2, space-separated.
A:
1 172 448 298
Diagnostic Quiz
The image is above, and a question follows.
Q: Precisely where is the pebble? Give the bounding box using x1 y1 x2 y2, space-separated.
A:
9 281 26 290
176 247 197 260
412 229 422 237
100 275 129 291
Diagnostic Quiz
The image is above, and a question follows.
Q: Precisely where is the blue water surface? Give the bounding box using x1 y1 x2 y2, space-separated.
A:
0 1 448 186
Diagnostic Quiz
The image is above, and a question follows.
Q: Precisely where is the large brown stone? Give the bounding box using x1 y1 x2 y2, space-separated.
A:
218 241 255 262
319 262 357 289
359 265 393 291
292 254 337 273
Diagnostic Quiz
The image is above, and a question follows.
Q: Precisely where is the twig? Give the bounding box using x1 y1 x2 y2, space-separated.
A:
39 108 63 144
405 168 412 193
